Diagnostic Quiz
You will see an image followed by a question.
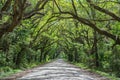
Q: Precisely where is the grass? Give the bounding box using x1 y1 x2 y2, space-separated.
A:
72 62 120 80
0 69 22 78
0 60 53 79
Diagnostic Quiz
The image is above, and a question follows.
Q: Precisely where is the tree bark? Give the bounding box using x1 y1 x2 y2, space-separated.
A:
93 31 99 67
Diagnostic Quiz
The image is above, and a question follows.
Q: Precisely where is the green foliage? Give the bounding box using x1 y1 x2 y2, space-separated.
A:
0 67 21 78
0 0 120 79
109 45 120 77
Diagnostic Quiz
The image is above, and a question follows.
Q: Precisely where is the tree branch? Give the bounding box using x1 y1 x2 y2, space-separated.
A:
58 11 120 45
86 0 120 22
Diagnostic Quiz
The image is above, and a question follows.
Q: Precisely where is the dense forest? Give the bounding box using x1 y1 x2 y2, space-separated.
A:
0 0 120 79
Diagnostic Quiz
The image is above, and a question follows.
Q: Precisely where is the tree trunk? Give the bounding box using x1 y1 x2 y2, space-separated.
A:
94 31 99 67
15 48 25 68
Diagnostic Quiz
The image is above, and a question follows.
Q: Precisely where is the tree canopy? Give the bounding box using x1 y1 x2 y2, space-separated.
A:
0 0 120 78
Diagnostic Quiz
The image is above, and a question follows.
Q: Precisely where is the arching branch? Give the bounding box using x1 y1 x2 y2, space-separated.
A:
86 0 120 22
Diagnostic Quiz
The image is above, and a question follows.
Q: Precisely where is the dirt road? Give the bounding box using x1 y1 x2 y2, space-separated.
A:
18 59 109 80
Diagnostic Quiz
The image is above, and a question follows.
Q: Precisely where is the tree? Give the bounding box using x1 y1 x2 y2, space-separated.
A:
0 0 48 38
